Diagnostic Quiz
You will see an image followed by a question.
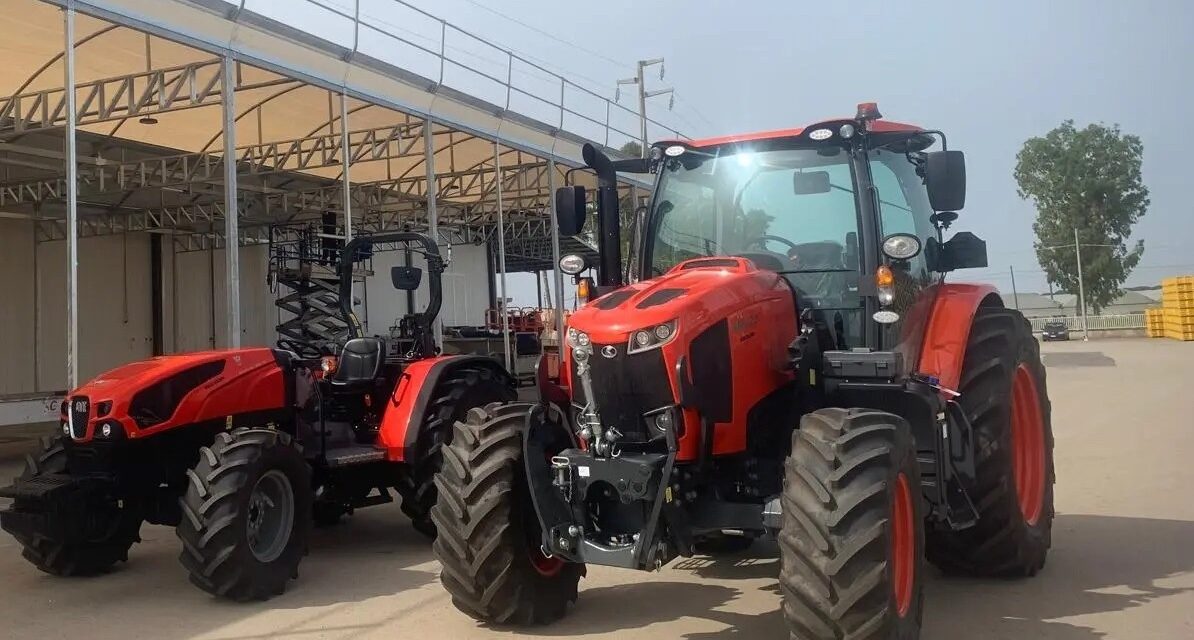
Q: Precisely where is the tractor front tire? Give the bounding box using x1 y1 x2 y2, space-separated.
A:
926 306 1055 577
431 403 583 625
176 428 312 601
396 367 515 538
6 436 141 576
780 408 924 640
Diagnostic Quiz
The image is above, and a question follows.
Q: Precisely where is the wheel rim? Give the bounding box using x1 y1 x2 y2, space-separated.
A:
1010 364 1046 525
528 545 565 577
891 472 915 618
246 469 295 563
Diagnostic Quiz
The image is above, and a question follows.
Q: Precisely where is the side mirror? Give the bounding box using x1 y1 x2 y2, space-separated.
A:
391 266 423 290
925 150 966 212
926 232 987 272
554 185 588 236
793 171 831 195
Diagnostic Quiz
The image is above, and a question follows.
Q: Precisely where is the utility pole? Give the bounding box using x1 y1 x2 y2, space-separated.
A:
1074 227 1089 341
1041 232 1116 342
617 58 673 157
1009 266 1020 310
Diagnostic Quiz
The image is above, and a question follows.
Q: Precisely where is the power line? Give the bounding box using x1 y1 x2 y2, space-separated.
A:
445 0 714 135
455 0 630 70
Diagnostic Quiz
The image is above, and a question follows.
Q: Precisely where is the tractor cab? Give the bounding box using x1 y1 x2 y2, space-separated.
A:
558 104 987 356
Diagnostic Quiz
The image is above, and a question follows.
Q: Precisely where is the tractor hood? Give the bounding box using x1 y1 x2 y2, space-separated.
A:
568 257 791 345
74 348 278 397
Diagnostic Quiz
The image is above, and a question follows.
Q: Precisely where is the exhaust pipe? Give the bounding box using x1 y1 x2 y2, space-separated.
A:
582 144 624 289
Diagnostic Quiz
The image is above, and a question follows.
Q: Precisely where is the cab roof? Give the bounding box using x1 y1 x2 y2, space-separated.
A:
668 119 923 149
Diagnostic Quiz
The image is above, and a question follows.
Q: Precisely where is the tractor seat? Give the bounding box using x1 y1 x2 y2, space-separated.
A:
327 337 384 391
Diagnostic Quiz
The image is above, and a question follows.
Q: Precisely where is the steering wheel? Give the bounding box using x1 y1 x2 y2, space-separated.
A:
276 338 324 359
746 235 800 254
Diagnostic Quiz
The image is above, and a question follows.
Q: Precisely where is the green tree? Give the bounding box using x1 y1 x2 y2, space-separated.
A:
1014 121 1149 312
619 141 643 158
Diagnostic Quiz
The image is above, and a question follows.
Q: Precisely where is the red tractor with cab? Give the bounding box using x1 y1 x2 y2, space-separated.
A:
1 232 514 600
431 104 1054 638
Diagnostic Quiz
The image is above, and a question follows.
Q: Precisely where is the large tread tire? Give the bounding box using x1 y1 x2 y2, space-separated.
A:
780 408 924 640
176 428 313 601
396 367 515 538
7 436 141 577
431 402 584 625
926 306 1055 577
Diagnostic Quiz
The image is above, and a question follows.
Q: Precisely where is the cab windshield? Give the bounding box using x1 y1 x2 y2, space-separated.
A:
647 146 862 308
645 143 936 347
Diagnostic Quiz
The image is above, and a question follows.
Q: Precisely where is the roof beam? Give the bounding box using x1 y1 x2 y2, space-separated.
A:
0 121 438 205
0 59 297 137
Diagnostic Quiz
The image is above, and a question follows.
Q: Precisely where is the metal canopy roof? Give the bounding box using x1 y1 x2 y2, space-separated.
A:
0 0 654 254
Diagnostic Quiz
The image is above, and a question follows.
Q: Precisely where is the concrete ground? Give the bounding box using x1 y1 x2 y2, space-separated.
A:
1 337 1192 639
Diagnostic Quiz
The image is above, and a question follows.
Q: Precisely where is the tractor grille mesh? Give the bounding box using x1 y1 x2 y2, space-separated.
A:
571 344 673 442
67 396 90 439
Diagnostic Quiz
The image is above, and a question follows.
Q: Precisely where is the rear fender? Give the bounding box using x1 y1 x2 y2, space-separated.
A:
378 355 513 462
917 283 1002 392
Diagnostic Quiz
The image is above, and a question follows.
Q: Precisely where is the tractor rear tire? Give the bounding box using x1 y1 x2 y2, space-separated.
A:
7 436 141 576
396 367 515 538
431 403 584 625
176 429 313 601
779 408 924 640
926 307 1054 577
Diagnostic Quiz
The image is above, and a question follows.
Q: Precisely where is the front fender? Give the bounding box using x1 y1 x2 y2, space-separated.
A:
917 283 1002 392
378 355 513 462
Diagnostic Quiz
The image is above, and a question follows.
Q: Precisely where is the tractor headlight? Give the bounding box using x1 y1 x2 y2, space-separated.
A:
627 320 678 354
94 420 124 440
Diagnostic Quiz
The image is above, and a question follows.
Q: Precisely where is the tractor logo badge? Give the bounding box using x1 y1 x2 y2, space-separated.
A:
601 345 617 359
73 400 87 413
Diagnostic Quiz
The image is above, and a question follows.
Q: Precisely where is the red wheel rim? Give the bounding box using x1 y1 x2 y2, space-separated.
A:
528 546 564 577
891 472 915 618
1010 364 1046 525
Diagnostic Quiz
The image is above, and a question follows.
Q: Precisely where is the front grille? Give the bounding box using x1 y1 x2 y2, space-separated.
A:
67 396 90 439
572 344 673 441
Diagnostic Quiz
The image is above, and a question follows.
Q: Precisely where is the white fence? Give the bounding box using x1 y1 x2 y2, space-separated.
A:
1028 314 1146 332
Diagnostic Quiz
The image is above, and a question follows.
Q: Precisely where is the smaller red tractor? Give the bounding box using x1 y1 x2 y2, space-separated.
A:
0 232 514 600
430 105 1055 639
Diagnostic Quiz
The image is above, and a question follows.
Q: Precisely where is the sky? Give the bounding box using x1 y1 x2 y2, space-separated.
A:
281 0 1194 303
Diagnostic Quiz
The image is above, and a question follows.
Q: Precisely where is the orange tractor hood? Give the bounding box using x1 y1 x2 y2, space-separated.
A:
567 257 789 345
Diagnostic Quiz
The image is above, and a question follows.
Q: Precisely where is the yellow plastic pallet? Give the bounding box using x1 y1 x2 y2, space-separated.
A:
1162 275 1194 287
1162 285 1194 295
1164 333 1194 342
1163 313 1194 322
1163 298 1194 308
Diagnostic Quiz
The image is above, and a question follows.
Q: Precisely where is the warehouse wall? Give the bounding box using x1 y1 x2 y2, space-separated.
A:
35 233 155 390
0 219 37 394
363 243 489 334
171 244 276 351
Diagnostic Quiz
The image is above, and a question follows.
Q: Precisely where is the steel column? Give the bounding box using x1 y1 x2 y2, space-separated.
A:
547 160 565 341
63 6 79 389
222 55 241 347
424 118 442 344
339 91 354 323
494 142 512 372
340 92 353 240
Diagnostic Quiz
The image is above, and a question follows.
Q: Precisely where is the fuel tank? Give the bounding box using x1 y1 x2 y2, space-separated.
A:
563 257 797 461
64 348 289 443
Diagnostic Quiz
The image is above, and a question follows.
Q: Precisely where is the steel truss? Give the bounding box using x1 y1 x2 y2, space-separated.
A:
0 59 296 136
